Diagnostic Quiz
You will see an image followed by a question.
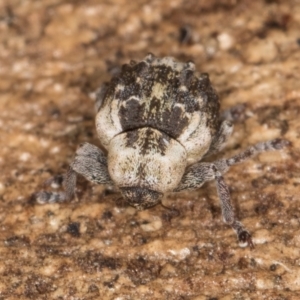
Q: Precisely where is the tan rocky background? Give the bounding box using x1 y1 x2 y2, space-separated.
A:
0 0 300 299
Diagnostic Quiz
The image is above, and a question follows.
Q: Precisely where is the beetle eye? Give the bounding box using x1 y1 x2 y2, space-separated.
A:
120 187 162 210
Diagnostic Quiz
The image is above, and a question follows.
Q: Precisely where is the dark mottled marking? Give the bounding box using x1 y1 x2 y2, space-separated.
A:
149 96 161 115
111 61 220 138
179 68 194 87
118 99 146 129
141 128 169 156
125 128 169 155
124 128 139 148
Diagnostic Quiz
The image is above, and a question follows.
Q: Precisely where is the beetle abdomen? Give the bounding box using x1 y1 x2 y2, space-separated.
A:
96 55 220 163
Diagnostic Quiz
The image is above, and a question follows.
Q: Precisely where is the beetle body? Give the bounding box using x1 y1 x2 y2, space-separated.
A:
96 54 219 208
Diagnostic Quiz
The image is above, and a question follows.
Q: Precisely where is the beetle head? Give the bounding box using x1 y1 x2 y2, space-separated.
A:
120 187 162 210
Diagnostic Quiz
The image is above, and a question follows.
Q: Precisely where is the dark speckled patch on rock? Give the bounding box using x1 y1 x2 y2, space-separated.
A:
76 251 121 274
126 256 162 285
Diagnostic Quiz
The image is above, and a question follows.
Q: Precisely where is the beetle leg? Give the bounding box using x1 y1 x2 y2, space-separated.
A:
214 138 290 174
175 161 253 247
34 143 113 204
177 138 289 191
213 165 254 248
175 138 290 247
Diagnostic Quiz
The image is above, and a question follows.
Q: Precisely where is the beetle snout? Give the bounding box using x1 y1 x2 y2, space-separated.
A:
120 187 162 210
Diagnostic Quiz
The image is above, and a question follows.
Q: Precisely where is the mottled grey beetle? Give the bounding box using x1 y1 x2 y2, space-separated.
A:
36 54 289 248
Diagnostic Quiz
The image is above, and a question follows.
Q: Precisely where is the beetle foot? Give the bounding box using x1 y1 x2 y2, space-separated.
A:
238 230 254 249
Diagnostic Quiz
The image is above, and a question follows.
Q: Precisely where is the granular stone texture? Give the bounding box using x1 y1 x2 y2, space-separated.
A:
0 0 300 299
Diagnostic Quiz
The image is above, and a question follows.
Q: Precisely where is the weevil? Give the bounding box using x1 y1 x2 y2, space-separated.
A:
36 54 289 248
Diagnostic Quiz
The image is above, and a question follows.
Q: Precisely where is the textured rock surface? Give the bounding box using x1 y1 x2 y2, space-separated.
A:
0 0 300 299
